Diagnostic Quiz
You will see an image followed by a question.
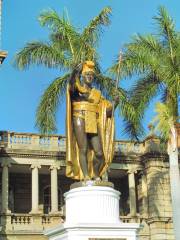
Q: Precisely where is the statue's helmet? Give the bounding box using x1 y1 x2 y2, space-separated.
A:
82 61 95 75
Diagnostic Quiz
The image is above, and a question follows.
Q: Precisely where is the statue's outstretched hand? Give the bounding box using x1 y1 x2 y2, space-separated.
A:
69 63 83 84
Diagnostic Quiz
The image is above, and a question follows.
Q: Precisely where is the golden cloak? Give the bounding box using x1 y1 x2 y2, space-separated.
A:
66 84 115 180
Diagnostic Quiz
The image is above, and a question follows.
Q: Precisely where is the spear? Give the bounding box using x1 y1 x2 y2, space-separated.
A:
111 51 123 118
101 51 123 178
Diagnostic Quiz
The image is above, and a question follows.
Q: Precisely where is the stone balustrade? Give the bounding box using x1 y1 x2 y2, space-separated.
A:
11 214 32 224
0 213 63 232
0 131 66 152
0 213 141 228
0 131 146 154
42 214 51 224
120 215 142 223
115 140 145 154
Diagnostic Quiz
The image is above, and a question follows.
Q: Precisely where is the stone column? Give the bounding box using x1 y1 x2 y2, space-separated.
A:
50 165 60 213
30 164 41 213
128 169 137 216
1 162 11 213
141 172 148 217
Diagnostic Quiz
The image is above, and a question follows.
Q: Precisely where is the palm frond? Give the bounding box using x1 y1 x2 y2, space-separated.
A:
130 74 161 112
14 42 71 70
81 6 112 47
36 73 70 134
117 87 145 139
39 9 77 35
133 34 163 53
152 102 174 140
95 73 116 98
72 6 111 64
120 74 162 139
110 38 162 79
160 87 168 103
154 6 176 42
154 6 177 64
122 119 144 140
73 41 98 65
39 9 80 57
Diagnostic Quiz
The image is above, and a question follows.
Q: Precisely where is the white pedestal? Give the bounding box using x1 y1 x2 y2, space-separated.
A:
65 186 120 224
44 185 139 240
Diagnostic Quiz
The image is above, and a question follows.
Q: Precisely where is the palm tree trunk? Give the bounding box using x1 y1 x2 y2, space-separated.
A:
168 125 180 240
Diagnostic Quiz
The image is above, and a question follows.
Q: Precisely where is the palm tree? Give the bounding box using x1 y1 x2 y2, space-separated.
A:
110 6 180 239
15 7 135 135
153 102 180 240
14 6 113 133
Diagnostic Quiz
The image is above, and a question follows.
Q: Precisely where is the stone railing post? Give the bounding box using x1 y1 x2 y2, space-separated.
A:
31 135 40 147
51 136 59 149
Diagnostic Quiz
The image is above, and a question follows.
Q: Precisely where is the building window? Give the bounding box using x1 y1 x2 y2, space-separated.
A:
43 185 63 214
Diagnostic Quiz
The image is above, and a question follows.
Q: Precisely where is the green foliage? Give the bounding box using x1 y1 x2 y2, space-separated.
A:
16 7 131 134
35 74 70 134
152 102 174 140
110 6 180 139
15 7 113 72
81 6 112 47
15 42 71 70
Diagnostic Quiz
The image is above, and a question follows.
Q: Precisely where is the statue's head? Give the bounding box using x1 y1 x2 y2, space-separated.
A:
82 61 95 85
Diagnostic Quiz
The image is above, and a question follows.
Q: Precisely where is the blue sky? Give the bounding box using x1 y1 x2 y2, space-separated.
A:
1 0 180 139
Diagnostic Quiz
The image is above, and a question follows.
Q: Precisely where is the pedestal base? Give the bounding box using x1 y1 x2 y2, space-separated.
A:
45 222 139 240
44 183 139 240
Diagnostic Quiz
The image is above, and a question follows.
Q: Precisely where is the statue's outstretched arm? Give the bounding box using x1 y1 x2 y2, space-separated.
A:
69 64 89 95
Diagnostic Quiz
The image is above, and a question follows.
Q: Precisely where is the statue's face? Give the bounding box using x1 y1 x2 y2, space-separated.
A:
83 71 94 85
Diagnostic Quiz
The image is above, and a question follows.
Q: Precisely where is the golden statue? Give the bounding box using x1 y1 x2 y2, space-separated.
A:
66 61 115 181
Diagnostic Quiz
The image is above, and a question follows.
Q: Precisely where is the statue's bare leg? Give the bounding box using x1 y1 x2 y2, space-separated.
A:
73 117 89 179
89 130 105 178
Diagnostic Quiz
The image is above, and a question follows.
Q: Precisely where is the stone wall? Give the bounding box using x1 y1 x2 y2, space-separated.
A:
144 154 174 240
